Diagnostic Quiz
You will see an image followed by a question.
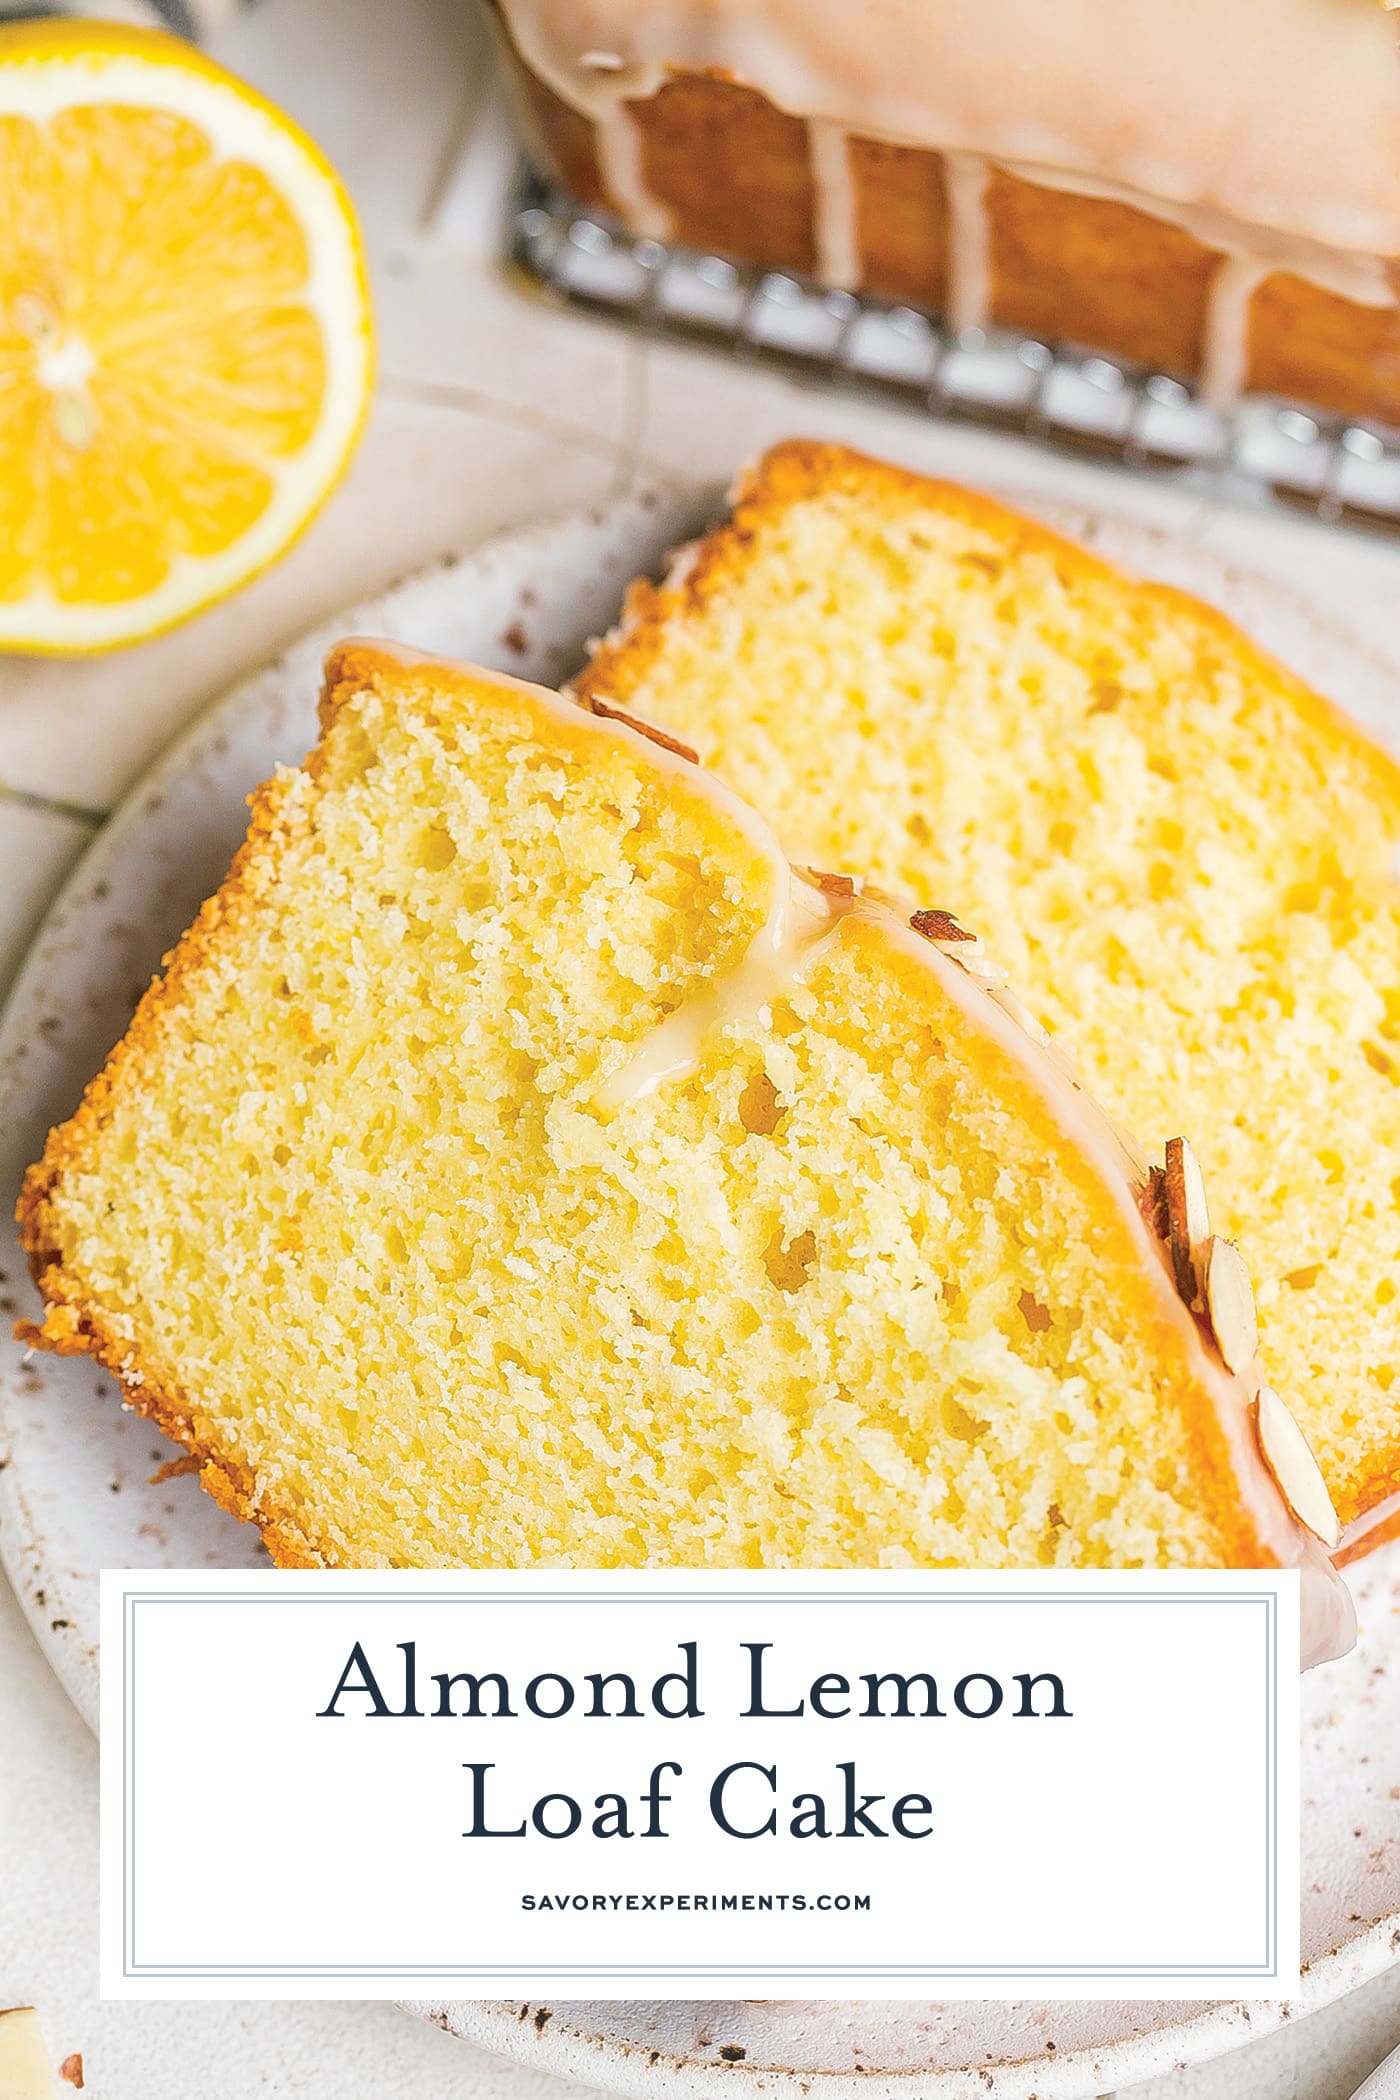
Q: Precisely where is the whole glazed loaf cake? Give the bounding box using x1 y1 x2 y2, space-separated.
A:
16 646 1351 1662
491 0 1400 426
574 441 1400 1558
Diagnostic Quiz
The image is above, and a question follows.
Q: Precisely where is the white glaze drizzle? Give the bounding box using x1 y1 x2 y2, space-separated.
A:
1202 254 1273 411
807 117 859 290
943 151 992 337
594 875 839 1110
499 0 1400 404
498 0 1400 252
594 101 672 240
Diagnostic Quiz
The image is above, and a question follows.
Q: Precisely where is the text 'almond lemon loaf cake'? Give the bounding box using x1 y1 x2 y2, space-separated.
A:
17 645 1349 1656
573 440 1400 1552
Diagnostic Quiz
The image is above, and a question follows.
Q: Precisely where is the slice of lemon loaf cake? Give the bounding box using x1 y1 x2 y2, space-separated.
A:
18 645 1349 1657
574 442 1400 1554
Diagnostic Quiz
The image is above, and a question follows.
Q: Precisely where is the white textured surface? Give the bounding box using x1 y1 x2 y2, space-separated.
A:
2 0 1400 2095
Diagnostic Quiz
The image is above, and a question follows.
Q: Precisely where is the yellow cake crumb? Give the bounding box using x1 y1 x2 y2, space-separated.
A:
18 647 1278 1572
576 441 1400 1534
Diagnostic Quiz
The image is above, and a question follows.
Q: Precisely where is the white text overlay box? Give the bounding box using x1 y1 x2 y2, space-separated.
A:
101 1569 1299 1999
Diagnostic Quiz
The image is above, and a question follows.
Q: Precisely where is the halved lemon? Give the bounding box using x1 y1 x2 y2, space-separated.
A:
0 21 373 653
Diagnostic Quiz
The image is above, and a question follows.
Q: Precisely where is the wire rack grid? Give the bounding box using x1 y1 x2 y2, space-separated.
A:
509 166 1400 538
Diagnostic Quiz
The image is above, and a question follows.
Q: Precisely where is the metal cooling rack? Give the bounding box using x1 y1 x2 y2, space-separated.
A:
509 166 1400 538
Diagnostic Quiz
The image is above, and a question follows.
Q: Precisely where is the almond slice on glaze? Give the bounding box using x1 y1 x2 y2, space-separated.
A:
804 868 858 900
0 2009 57 2100
909 908 976 944
1256 1384 1342 1550
1204 1236 1259 1372
1163 1136 1209 1305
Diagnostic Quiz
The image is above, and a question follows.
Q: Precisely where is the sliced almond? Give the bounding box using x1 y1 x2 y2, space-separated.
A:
0 2009 57 2100
1204 1236 1258 1372
584 696 700 765
1255 1384 1342 1549
803 868 857 900
1162 1136 1209 1304
1139 1163 1170 1243
909 907 976 944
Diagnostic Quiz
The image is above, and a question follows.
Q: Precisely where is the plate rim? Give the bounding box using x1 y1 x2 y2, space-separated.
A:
1351 2037 1400 2100
413 1940 1400 2100
2 477 1398 2098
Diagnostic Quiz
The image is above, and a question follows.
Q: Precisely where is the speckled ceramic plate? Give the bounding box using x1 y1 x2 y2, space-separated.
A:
1353 2040 1400 2100
1 481 1398 2100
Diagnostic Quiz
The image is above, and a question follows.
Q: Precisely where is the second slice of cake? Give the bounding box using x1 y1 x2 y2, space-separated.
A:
17 645 1348 1656
574 442 1400 1553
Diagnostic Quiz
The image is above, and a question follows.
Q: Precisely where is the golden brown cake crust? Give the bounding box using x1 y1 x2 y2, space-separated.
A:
631 72 819 280
16 767 325 1566
14 643 429 1567
13 644 700 1568
575 438 1400 829
496 35 1400 428
985 169 1216 381
574 438 1400 1541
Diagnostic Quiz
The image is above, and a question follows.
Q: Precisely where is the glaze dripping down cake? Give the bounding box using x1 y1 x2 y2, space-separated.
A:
573 440 1400 1554
491 0 1400 426
16 645 1349 1658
